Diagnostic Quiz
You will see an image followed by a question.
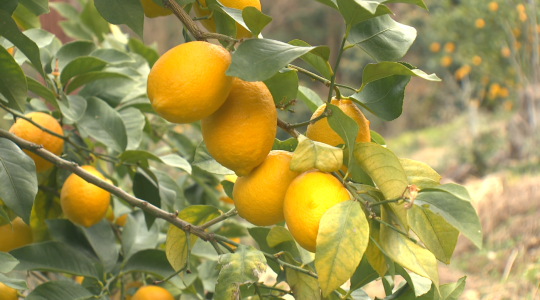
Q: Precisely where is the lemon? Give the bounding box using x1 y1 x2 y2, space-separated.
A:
9 112 64 173
488 2 498 11
201 78 276 176
193 0 261 39
7 47 14 56
105 207 128 226
217 174 238 204
115 214 127 227
283 171 350 252
132 286 174 300
444 42 455 53
475 18 485 29
440 56 452 67
429 42 440 53
233 151 300 226
0 282 18 300
140 0 172 18
0 217 33 252
60 165 111 228
306 99 370 147
147 41 234 124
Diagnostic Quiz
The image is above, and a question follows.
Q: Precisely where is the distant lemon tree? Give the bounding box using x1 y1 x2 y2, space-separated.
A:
0 0 482 299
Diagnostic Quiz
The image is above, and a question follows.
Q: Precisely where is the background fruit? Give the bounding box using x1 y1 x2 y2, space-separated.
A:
147 41 233 124
140 0 172 18
60 165 111 228
201 78 276 176
0 217 33 252
193 0 261 39
131 286 174 300
233 150 300 226
0 282 18 300
306 99 371 146
217 174 237 204
283 171 350 252
9 112 64 173
115 214 127 227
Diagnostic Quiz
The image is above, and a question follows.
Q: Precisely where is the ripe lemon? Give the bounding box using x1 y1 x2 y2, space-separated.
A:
0 217 33 252
7 47 14 56
132 286 174 300
60 165 111 228
140 0 172 18
440 56 452 67
444 42 455 53
201 78 276 176
0 282 17 300
9 112 64 173
233 151 300 226
488 2 498 11
193 0 261 39
283 171 350 252
217 174 238 204
147 41 233 124
115 214 127 227
429 42 440 53
306 99 370 147
475 18 485 29
105 207 128 226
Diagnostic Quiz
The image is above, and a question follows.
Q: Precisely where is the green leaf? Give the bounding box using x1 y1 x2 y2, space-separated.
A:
354 142 408 228
58 20 94 41
282 252 321 300
11 4 41 30
348 15 416 62
242 6 272 37
192 142 234 175
316 200 369 297
221 180 234 200
206 0 237 41
399 158 440 189
315 0 338 10
159 154 192 174
166 206 221 271
0 46 27 112
0 138 37 224
351 74 410 121
46 219 98 259
407 205 458 264
263 69 299 105
120 150 161 166
95 0 143 38
133 171 160 228
272 138 298 152
60 56 108 85
0 252 19 273
440 276 466 300
267 226 295 248
121 211 159 260
247 227 280 273
395 264 432 297
80 220 119 272
0 273 28 290
327 103 359 172
226 39 330 82
66 71 131 94
91 48 136 65
383 0 427 10
17 0 49 16
288 40 332 79
336 0 392 26
350 256 378 291
123 249 175 279
0 0 18 14
379 207 439 290
290 135 343 173
214 245 267 299
365 221 387 277
10 241 99 278
360 62 440 91
119 107 145 150
297 86 324 112
414 184 482 249
49 2 79 20
77 97 128 152
26 281 93 300
26 76 58 108
370 130 386 146
56 41 97 70
58 95 87 123
0 12 46 79
127 38 159 67
80 0 110 41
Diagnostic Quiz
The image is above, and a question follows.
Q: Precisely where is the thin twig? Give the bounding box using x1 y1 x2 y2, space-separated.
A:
200 208 238 229
277 118 300 138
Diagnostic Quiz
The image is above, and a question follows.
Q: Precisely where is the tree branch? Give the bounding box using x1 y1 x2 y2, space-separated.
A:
277 118 300 138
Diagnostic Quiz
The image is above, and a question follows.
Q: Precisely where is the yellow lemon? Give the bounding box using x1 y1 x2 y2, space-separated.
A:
306 99 370 147
488 2 498 11
0 282 18 300
0 217 33 252
132 286 174 300
115 214 128 227
440 56 452 67
140 0 173 18
475 18 485 29
7 47 14 56
217 174 238 204
284 171 350 252
501 47 511 57
9 112 64 173
444 42 455 53
60 166 111 228
233 151 300 226
201 78 276 176
472 55 482 66
429 42 440 53
193 0 261 39
147 41 233 124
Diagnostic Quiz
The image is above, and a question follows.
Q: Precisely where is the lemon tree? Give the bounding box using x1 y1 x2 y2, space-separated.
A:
0 0 481 299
